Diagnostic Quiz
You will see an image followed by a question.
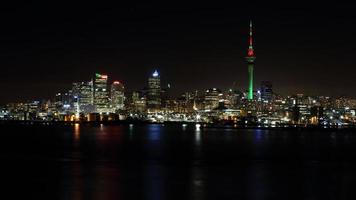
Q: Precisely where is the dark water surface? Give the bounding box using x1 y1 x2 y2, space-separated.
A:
1 123 356 199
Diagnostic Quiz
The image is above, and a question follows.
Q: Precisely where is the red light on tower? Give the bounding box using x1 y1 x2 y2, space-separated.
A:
248 48 254 57
247 20 255 57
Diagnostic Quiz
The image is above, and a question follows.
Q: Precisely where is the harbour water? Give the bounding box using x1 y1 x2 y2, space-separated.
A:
0 123 356 199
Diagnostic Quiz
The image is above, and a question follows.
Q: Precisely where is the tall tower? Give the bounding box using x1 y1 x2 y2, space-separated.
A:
94 73 109 113
111 81 125 112
246 20 256 100
147 70 161 112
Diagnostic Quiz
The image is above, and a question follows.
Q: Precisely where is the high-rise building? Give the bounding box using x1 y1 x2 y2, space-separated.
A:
246 20 256 100
54 92 72 112
224 89 240 109
74 81 94 114
147 70 161 112
260 81 273 102
94 73 109 113
132 91 146 112
111 81 125 112
204 88 221 110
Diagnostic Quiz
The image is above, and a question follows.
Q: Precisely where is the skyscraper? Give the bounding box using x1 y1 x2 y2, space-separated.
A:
147 70 161 112
204 88 221 110
260 81 273 102
111 81 125 112
94 73 109 113
74 81 94 114
246 21 256 100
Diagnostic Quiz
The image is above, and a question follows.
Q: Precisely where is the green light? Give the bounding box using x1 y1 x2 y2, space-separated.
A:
95 73 101 78
248 64 253 100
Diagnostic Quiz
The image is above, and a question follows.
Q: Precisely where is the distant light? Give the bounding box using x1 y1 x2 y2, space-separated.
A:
96 73 108 79
152 70 159 77
113 81 121 84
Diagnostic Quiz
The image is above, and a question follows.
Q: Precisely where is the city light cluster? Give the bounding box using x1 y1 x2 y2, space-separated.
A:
0 70 355 127
0 21 355 127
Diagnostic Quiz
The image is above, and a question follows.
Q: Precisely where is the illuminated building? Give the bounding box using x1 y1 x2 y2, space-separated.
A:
54 92 72 113
260 81 273 102
246 20 256 100
111 81 125 112
94 73 109 113
72 81 94 114
204 88 221 110
147 70 161 112
132 91 146 112
223 89 241 109
25 101 40 120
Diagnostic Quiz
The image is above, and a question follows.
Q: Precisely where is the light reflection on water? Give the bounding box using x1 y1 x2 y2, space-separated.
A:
195 124 201 146
147 124 162 141
1 124 356 199
74 123 80 141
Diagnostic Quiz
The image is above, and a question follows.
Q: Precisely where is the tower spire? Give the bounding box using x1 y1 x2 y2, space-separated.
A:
248 20 254 57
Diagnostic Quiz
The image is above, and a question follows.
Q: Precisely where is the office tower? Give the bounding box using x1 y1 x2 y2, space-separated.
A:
132 91 146 112
94 73 109 113
54 91 72 112
246 20 256 100
224 89 240 109
147 70 161 112
111 81 125 112
204 88 221 110
72 82 81 115
73 81 94 114
260 81 273 102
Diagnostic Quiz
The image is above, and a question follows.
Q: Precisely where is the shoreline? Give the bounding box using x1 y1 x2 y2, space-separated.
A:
0 120 355 130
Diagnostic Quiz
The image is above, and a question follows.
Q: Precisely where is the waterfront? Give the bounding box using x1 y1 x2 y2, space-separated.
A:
1 123 356 199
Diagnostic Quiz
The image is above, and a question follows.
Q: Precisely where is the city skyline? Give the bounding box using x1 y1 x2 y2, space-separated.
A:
1 2 356 104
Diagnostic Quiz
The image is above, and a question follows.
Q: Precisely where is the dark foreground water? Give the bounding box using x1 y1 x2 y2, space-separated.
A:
1 124 356 199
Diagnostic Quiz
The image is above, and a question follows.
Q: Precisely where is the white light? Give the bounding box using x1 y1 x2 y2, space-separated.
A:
152 70 159 77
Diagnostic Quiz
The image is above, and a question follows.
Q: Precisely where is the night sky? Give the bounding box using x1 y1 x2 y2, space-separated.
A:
1 2 356 104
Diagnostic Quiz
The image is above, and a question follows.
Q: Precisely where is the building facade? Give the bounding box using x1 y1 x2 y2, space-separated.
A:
94 73 109 113
111 81 125 112
147 70 161 112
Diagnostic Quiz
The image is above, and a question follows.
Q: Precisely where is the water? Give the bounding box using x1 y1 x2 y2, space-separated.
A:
0 123 356 199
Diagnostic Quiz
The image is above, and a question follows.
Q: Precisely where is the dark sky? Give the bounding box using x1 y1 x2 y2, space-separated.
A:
1 2 356 103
